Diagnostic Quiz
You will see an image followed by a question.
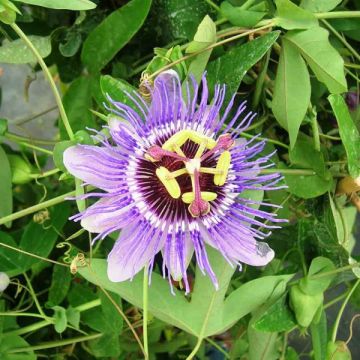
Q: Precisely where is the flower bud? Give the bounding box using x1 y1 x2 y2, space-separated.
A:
289 284 323 328
327 341 351 360
8 154 33 184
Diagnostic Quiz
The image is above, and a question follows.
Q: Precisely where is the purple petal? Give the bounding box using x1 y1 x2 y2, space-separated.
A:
107 220 166 282
63 145 127 191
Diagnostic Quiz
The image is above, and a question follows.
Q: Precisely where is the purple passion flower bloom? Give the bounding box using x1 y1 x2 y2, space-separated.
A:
64 70 283 293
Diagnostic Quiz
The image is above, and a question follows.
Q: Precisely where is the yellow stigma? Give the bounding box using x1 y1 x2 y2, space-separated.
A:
162 130 216 152
182 191 217 204
214 151 231 186
156 167 181 199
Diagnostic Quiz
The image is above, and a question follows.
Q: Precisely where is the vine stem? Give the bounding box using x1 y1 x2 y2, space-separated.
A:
186 338 203 360
143 266 149 359
331 279 360 342
315 11 360 19
0 189 76 225
10 23 74 140
148 22 274 80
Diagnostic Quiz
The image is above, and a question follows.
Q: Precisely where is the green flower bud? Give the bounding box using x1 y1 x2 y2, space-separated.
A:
8 154 33 184
289 284 323 328
327 341 351 360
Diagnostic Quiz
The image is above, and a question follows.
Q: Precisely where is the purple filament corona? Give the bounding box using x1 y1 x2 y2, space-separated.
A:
63 70 285 294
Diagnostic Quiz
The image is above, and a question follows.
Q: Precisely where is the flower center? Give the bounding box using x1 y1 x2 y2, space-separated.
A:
145 130 234 218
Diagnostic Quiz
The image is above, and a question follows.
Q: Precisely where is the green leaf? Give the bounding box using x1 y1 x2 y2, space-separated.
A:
100 75 138 112
0 146 12 228
81 0 152 73
0 334 36 360
79 255 292 337
220 2 265 28
310 310 327 360
0 232 21 273
186 15 216 53
207 31 280 105
328 94 360 178
99 291 123 333
53 140 76 172
13 0 96 10
282 134 333 198
66 306 80 329
299 257 336 295
52 306 67 333
0 118 8 135
185 15 216 83
88 333 121 357
14 203 70 276
154 0 212 41
300 0 342 13
285 27 347 94
47 264 72 306
252 293 296 332
272 38 311 148
275 0 318 30
248 326 279 360
60 76 95 140
0 36 51 64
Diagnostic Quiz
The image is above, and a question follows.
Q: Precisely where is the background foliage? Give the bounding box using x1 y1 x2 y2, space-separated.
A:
0 0 360 359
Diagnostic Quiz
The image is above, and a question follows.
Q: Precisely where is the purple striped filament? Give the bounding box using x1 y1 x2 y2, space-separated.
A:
63 70 285 294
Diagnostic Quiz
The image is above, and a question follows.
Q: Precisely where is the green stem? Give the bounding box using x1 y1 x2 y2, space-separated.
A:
331 279 360 342
310 263 360 280
13 141 53 155
7 333 102 353
186 337 203 360
3 299 101 338
4 132 56 145
143 266 149 359
75 299 101 312
260 168 315 175
252 50 271 108
204 0 220 12
148 22 274 80
0 312 48 320
15 106 58 126
10 23 74 140
241 132 289 149
23 273 46 319
0 189 76 226
315 11 360 19
240 0 257 10
321 19 360 63
324 291 349 310
29 168 60 179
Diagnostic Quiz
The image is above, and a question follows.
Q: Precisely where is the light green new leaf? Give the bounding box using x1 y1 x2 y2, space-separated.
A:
272 38 311 148
328 94 360 178
285 27 347 94
275 0 318 30
0 146 12 227
220 1 265 28
0 36 51 64
207 31 280 105
186 15 216 84
14 0 96 10
300 0 342 12
81 0 151 73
